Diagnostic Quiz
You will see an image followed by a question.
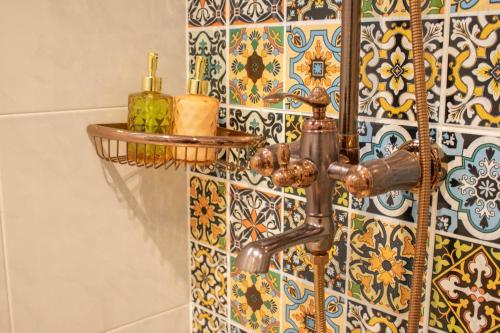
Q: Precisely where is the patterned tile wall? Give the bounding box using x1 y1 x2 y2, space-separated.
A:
186 1 500 332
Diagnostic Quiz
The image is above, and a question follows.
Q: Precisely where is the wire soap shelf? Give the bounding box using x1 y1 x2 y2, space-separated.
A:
87 123 266 172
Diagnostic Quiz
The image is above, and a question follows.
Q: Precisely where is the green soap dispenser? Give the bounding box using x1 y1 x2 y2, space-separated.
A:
127 52 173 164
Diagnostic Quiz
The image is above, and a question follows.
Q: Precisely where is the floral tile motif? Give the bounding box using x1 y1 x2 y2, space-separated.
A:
229 183 282 269
361 0 444 17
230 257 281 333
191 242 228 316
429 234 500 333
445 15 499 127
437 131 500 242
450 0 500 12
192 107 229 179
286 0 341 21
346 300 408 333
228 108 284 190
349 214 417 314
285 113 304 144
189 29 227 104
282 197 348 293
359 19 444 121
190 176 227 251
193 306 229 333
229 27 284 108
283 276 345 333
353 121 418 221
286 24 341 114
188 0 226 27
229 0 284 24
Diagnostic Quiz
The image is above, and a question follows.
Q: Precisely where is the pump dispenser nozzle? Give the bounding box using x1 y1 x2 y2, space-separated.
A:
188 56 209 95
142 52 162 92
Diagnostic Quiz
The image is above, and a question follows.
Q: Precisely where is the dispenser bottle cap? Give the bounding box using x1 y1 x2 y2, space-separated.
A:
142 52 162 92
188 56 209 95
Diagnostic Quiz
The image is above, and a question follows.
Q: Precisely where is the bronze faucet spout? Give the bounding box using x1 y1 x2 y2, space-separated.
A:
234 223 327 273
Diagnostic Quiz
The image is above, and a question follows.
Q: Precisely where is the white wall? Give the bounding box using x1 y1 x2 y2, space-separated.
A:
0 1 189 332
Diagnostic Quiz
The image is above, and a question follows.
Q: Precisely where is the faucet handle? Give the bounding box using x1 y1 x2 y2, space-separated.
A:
264 87 330 119
272 143 318 188
277 143 290 168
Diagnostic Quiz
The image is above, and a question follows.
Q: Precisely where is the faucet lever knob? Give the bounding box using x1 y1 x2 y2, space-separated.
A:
264 87 329 120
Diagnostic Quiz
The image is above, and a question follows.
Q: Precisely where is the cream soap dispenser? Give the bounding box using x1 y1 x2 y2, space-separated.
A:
173 56 219 162
127 52 173 163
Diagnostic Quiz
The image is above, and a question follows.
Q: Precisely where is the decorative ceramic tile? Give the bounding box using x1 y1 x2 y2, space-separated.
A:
346 300 408 332
445 15 499 127
230 257 281 332
193 306 229 333
188 0 226 27
229 27 284 108
286 24 341 114
190 176 227 251
349 213 417 314
429 234 500 333
282 197 348 293
192 107 229 179
228 108 284 190
353 121 418 221
229 183 282 269
229 0 284 24
359 19 444 121
361 0 444 17
283 276 345 332
189 29 227 104
286 0 341 21
191 242 228 316
450 0 500 12
437 131 500 242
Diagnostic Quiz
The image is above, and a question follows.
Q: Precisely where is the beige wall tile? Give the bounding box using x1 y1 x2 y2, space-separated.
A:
0 218 12 332
0 0 186 114
0 108 189 333
105 305 189 333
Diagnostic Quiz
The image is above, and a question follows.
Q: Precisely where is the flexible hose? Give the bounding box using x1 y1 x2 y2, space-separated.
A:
312 254 328 333
407 1 433 332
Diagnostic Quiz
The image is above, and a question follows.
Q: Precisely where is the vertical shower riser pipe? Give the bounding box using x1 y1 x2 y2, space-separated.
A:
338 0 362 164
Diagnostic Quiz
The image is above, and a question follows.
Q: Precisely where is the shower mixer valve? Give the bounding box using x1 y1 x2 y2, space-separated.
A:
235 86 442 274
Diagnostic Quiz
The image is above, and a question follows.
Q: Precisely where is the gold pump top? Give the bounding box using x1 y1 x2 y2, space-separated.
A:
142 52 162 92
188 56 209 95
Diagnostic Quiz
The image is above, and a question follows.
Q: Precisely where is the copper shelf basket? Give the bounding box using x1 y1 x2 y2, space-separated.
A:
87 123 265 171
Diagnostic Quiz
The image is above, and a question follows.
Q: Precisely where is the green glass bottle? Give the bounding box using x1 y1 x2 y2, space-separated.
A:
127 52 173 164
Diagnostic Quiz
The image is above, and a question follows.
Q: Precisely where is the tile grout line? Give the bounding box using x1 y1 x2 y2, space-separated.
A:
102 304 190 333
0 106 127 119
434 228 500 250
225 7 231 321
0 161 15 333
438 0 452 127
343 191 354 333
186 170 194 331
225 164 231 329
185 3 194 328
